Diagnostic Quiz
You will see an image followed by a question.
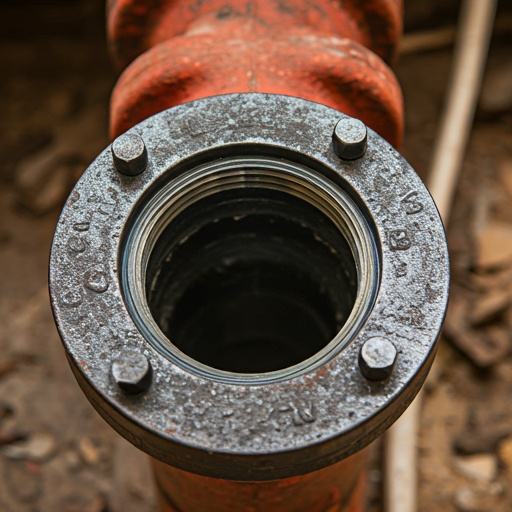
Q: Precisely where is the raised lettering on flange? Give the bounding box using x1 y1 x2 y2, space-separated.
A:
84 270 109 293
389 229 411 251
401 191 423 215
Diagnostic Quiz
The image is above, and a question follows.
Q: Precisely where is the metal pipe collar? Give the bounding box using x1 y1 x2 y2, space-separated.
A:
49 94 449 481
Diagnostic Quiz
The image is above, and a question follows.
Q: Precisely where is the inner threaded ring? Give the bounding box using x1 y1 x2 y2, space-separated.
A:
121 155 379 384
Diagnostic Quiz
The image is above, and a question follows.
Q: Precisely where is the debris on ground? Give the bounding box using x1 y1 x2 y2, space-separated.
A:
497 436 512 474
2 432 56 463
454 428 510 456
443 294 512 367
79 436 100 466
14 145 86 215
453 454 498 483
475 222 512 270
470 290 511 327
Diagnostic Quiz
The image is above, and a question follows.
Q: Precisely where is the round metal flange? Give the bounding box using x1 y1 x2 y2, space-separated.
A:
49 94 449 481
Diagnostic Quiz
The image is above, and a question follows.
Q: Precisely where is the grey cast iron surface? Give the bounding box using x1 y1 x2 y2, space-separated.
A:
49 93 449 480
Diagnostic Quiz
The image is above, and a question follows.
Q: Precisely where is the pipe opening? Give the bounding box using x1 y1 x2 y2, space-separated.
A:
122 155 378 382
146 188 357 373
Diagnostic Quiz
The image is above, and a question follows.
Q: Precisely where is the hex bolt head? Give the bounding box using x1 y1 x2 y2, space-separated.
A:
112 352 152 394
332 117 368 160
358 337 397 381
111 133 148 176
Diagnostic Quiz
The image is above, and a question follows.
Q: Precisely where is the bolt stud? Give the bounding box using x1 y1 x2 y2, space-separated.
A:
112 133 148 176
112 351 152 394
358 337 397 381
332 117 368 160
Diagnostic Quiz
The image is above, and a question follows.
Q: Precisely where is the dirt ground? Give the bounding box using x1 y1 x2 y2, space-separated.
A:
1 1 512 511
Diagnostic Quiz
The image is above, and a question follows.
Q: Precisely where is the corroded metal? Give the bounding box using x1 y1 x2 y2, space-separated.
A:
49 95 449 499
152 449 369 512
111 133 148 176
112 351 153 394
333 118 369 161
107 0 404 146
359 337 398 381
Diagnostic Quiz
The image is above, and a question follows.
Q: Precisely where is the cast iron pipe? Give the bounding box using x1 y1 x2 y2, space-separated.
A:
49 2 449 512
107 0 404 146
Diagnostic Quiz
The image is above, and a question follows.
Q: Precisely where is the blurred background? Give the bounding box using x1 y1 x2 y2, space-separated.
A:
1 0 512 511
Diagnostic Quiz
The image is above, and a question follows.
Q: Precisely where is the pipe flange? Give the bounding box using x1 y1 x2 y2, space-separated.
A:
49 94 449 481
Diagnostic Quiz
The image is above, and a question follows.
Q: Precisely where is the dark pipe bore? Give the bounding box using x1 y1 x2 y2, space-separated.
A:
146 188 358 374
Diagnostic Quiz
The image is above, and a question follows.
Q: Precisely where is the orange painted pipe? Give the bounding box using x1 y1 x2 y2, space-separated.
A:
108 0 403 146
106 1 403 510
152 449 369 512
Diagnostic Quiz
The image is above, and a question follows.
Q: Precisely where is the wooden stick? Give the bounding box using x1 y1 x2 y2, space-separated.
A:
399 27 456 55
399 13 511 56
427 0 497 223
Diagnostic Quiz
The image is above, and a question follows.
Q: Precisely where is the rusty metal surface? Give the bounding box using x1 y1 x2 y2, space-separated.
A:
107 0 404 146
107 0 402 71
152 449 369 512
49 94 449 482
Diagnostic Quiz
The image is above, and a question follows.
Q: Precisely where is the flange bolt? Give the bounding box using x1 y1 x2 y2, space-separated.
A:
358 337 397 381
332 117 368 160
112 351 152 394
112 133 148 176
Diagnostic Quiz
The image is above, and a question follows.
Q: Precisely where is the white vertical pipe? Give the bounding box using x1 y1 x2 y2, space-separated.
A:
384 0 497 511
427 0 498 222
